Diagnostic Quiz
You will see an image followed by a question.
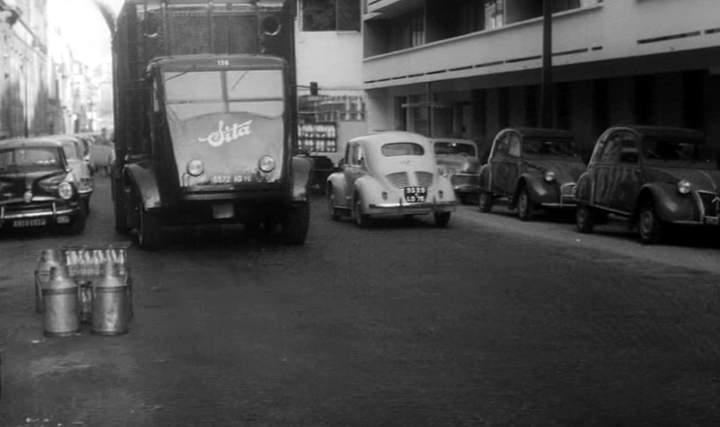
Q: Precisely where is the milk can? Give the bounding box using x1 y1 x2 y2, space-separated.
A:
35 249 63 313
92 261 129 335
42 266 79 337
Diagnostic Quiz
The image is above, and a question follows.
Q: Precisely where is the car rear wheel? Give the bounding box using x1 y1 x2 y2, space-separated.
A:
516 188 534 221
281 202 310 245
354 197 369 228
327 187 340 221
478 191 493 213
137 199 164 250
576 205 595 233
638 201 664 244
434 211 451 228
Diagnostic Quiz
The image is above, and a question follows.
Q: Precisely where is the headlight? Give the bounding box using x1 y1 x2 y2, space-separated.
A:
544 171 556 183
677 179 692 195
58 182 73 200
258 155 275 173
187 159 205 177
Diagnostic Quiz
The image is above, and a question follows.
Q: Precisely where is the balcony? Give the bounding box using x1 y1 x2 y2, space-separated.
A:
363 1 720 90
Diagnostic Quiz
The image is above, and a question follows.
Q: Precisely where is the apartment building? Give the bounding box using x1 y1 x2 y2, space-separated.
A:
362 0 720 158
0 0 51 138
296 0 367 164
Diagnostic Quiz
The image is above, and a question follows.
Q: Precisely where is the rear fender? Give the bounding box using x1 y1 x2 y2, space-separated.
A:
327 172 349 209
124 164 161 210
291 156 312 202
635 183 698 223
354 176 383 211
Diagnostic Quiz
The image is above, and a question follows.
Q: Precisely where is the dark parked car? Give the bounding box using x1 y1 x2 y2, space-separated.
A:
0 138 87 233
477 127 585 220
575 126 720 243
430 137 482 204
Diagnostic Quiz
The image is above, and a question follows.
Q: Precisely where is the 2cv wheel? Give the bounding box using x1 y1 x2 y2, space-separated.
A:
478 191 493 213
575 205 595 234
516 188 534 221
638 201 664 244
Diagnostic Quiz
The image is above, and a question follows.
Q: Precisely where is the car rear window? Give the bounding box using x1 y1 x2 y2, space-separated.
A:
642 137 713 163
0 147 61 170
523 138 576 157
434 142 476 157
382 143 425 157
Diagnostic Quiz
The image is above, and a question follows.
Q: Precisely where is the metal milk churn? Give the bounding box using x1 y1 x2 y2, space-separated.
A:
92 261 129 335
35 249 63 313
42 266 79 337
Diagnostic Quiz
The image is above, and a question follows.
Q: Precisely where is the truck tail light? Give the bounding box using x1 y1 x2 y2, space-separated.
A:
187 159 205 177
258 155 275 173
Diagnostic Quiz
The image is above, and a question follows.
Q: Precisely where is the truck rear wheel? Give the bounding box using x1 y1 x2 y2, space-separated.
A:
137 198 164 250
281 202 309 245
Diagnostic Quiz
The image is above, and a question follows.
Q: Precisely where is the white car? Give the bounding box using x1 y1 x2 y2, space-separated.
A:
326 131 457 227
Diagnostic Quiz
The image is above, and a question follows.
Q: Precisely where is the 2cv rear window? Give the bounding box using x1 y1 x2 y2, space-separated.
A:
381 143 425 157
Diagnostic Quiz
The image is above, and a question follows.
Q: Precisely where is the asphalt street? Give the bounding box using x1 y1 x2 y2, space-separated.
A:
1 176 720 426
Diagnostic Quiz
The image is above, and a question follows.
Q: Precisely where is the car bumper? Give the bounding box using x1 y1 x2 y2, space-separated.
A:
0 201 81 227
367 200 457 216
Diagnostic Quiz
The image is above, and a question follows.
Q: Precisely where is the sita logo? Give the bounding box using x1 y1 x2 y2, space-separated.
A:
199 120 252 147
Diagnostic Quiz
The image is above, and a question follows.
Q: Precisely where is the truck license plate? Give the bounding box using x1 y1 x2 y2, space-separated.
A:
404 186 427 203
13 218 47 228
212 203 234 219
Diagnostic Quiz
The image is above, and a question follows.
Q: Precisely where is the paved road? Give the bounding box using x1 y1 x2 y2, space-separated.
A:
1 177 720 426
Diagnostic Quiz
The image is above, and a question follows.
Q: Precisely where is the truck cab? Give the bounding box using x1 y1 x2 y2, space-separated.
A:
111 0 310 249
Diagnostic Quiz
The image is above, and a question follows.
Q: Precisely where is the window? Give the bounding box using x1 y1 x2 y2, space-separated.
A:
381 143 425 157
484 0 504 30
598 133 623 163
302 0 360 32
492 133 509 159
508 133 521 157
410 13 424 46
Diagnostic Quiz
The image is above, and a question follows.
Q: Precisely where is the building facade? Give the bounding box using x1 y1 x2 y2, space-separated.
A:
0 0 52 138
362 0 720 158
295 0 367 164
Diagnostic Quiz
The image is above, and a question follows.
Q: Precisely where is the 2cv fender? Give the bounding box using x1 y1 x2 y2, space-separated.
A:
634 183 698 223
514 173 559 205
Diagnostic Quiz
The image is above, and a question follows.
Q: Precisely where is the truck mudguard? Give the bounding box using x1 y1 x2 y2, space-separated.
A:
291 156 312 202
124 164 162 210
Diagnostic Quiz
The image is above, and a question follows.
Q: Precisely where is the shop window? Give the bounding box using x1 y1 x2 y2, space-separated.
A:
302 0 360 32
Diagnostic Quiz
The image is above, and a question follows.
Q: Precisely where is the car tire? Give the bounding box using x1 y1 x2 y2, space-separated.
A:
354 197 369 228
68 208 87 235
137 199 164 250
327 187 341 221
114 184 130 235
434 211 451 228
638 201 664 244
516 188 534 221
82 198 90 216
478 191 493 213
281 202 310 245
576 205 595 233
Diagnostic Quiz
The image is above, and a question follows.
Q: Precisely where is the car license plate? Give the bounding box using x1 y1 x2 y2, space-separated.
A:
212 203 234 219
404 186 427 203
705 216 719 226
56 215 70 224
12 218 47 228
